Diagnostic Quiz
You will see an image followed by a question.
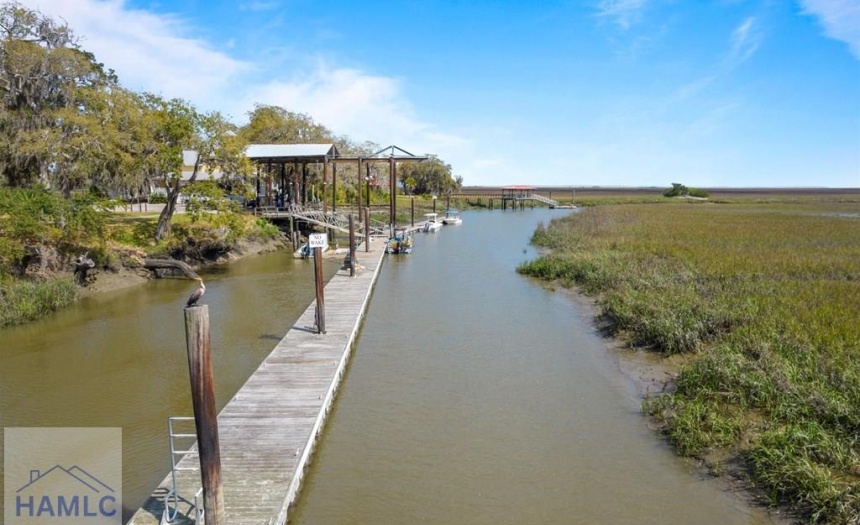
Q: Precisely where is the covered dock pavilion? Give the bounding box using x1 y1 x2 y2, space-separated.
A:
501 185 537 210
245 143 427 228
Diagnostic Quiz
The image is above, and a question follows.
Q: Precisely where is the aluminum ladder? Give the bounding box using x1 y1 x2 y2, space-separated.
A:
161 416 205 525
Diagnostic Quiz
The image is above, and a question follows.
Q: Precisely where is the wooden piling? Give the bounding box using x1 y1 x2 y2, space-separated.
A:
131 246 387 525
183 305 225 525
288 215 295 250
349 215 356 277
313 248 326 334
364 207 370 253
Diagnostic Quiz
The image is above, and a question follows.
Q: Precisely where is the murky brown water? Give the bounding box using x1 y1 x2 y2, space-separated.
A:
0 251 342 523
290 209 775 525
1 210 776 525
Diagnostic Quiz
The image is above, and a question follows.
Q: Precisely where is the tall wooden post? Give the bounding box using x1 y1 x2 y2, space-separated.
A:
288 215 295 250
313 248 325 334
331 162 337 213
322 160 328 214
389 157 396 230
302 164 308 206
266 161 272 206
349 215 356 277
364 207 370 253
357 158 363 227
183 305 225 525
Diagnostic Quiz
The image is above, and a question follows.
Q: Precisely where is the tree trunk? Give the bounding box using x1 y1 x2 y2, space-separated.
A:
154 153 201 241
154 184 178 241
143 258 197 279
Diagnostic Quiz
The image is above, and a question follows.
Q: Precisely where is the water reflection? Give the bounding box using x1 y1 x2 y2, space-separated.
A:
291 209 773 525
0 251 341 523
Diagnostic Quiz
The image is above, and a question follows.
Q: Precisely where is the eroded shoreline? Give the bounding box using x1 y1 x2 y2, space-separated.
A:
78 237 288 297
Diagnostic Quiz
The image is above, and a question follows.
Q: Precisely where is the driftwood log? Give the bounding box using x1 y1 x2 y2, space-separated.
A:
143 258 199 279
74 253 96 284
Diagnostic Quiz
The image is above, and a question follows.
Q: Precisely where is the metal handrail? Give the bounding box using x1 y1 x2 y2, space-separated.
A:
162 416 204 524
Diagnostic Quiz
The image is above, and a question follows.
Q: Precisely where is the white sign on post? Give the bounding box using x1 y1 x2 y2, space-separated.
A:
308 233 328 249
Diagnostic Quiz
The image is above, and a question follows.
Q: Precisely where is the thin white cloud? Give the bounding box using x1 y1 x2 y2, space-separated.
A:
729 16 761 64
239 65 470 156
596 0 650 30
239 1 280 12
673 75 718 101
23 0 252 111
670 18 759 108
799 0 860 59
20 0 468 161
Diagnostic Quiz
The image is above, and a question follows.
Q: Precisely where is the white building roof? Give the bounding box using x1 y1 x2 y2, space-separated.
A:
180 150 223 181
182 150 199 166
245 144 337 160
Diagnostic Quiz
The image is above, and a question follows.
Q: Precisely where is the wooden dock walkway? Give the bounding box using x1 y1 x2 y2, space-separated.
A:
129 243 387 525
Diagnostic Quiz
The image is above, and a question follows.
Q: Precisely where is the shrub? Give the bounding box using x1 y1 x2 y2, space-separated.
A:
0 277 79 327
663 182 709 198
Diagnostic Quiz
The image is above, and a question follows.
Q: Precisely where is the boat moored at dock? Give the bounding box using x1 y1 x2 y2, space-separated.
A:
387 227 414 254
442 209 462 225
423 213 443 232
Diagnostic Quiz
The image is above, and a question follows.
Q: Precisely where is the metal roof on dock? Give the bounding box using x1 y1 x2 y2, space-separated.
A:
245 143 339 162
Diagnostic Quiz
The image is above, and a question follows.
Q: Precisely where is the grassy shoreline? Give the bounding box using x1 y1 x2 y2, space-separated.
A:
0 277 79 327
0 210 285 329
518 199 860 523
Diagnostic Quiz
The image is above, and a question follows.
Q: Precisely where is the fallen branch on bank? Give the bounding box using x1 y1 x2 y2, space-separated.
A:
143 258 199 279
74 253 96 285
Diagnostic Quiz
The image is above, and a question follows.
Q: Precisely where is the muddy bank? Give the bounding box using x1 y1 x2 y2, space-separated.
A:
545 282 795 525
79 237 289 297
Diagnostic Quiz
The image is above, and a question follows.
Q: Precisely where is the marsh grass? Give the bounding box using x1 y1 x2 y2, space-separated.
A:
0 276 78 327
518 200 860 523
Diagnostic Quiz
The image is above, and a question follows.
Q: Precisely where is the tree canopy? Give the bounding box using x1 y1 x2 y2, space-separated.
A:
663 182 710 199
0 2 457 240
241 104 334 145
0 2 119 191
397 155 462 196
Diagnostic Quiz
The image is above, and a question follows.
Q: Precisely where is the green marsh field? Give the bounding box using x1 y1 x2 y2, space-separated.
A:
519 195 860 523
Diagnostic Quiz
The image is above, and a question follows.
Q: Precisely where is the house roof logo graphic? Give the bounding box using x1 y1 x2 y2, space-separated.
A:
16 465 115 494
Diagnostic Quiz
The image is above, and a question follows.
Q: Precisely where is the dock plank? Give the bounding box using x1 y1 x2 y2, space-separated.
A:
129 244 386 525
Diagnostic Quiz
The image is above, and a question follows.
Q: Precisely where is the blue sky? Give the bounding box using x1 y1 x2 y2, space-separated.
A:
23 0 860 187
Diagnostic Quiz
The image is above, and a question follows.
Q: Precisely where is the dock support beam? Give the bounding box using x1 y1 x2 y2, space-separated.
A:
183 305 225 525
365 207 370 253
349 215 356 277
389 157 397 228
313 248 326 334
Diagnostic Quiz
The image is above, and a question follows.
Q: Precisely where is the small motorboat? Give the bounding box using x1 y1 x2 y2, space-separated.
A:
442 209 462 225
387 227 413 254
423 213 443 233
293 243 313 259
